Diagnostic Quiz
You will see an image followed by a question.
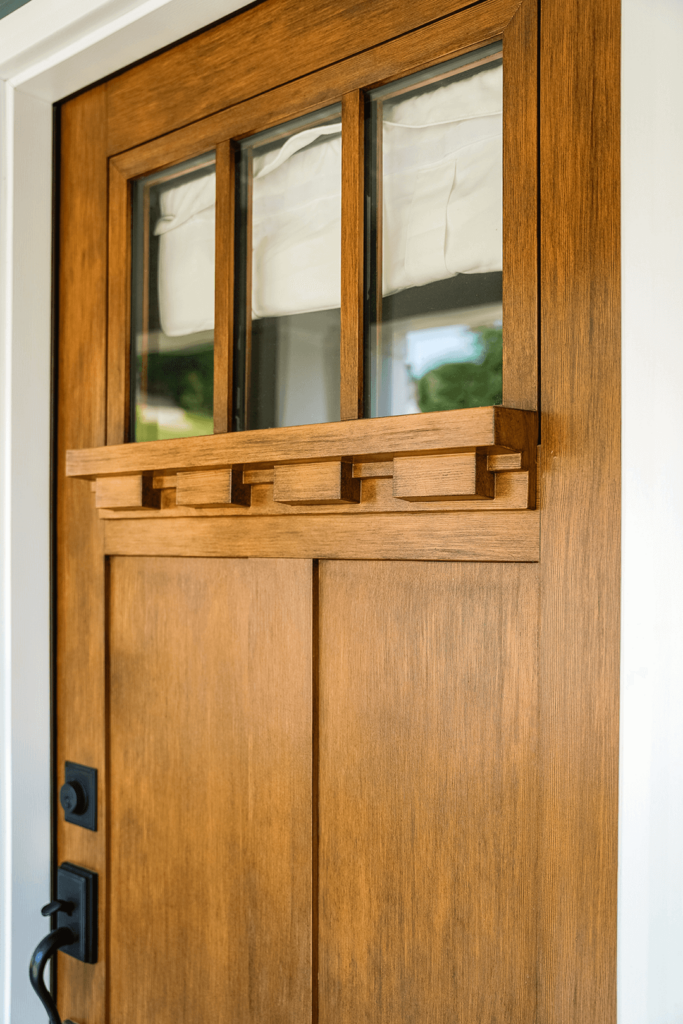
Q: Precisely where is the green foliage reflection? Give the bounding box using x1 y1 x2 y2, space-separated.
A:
135 344 213 440
416 326 502 412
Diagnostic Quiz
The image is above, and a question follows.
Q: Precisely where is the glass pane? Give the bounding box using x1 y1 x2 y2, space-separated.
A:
234 105 342 430
131 152 216 441
365 43 503 417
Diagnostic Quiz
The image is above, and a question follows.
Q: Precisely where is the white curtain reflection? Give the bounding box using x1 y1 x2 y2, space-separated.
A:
153 64 502 334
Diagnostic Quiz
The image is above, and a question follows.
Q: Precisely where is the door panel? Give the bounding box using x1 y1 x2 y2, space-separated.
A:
319 561 538 1022
108 556 313 1023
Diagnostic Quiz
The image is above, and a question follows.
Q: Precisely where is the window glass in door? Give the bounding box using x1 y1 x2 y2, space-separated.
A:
131 152 216 441
234 104 343 430
365 43 503 417
127 46 507 441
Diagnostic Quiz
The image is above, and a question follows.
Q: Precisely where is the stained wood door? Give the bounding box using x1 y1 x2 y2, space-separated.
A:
54 0 620 1022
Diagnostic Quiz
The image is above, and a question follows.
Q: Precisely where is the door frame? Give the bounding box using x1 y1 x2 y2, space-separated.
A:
1 0 682 1022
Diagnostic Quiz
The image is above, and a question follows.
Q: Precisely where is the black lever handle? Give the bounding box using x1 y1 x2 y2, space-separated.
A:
29 863 97 1024
41 900 73 918
29 927 78 1024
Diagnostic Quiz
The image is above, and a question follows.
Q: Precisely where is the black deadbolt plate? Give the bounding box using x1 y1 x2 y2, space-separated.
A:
56 863 98 963
62 762 97 831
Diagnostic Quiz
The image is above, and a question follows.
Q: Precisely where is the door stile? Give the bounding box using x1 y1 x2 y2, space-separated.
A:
214 140 236 434
340 90 365 421
56 85 110 1024
537 0 620 1020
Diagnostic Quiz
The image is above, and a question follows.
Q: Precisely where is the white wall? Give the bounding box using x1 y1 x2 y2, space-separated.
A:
2 0 683 1021
0 80 54 1024
619 1 683 1021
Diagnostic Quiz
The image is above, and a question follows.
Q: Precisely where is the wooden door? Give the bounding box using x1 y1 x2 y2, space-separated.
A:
54 0 620 1021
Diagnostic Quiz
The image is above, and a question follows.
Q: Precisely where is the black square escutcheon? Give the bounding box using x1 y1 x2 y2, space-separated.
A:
61 761 97 831
56 862 98 963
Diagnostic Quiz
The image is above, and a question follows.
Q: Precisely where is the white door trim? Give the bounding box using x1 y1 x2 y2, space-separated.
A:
618 2 683 1021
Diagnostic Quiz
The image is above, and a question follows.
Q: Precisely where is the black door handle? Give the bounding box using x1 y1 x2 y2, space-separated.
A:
29 864 98 1024
29 925 78 1024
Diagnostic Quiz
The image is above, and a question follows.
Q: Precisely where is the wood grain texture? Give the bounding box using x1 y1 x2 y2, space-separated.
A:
318 561 539 1022
95 474 158 510
176 467 250 507
353 461 393 478
108 557 313 1023
68 406 537 478
55 86 109 1024
393 452 495 501
213 141 235 433
152 472 179 489
243 468 278 485
106 163 131 445
488 451 523 471
100 469 533 517
502 0 538 410
340 90 365 420
274 461 361 505
155 460 436 487
102 510 540 561
108 0 520 181
538 0 621 1019
164 457 520 486
105 0 521 154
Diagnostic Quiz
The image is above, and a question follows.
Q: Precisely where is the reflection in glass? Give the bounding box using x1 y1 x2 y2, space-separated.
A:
365 44 503 417
234 105 342 430
131 152 216 441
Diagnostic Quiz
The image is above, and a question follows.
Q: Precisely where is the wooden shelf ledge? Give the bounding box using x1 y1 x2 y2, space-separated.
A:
67 406 537 479
70 407 538 516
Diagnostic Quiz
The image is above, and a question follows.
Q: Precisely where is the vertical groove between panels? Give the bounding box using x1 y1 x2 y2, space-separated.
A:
103 555 112 1024
311 560 320 1024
